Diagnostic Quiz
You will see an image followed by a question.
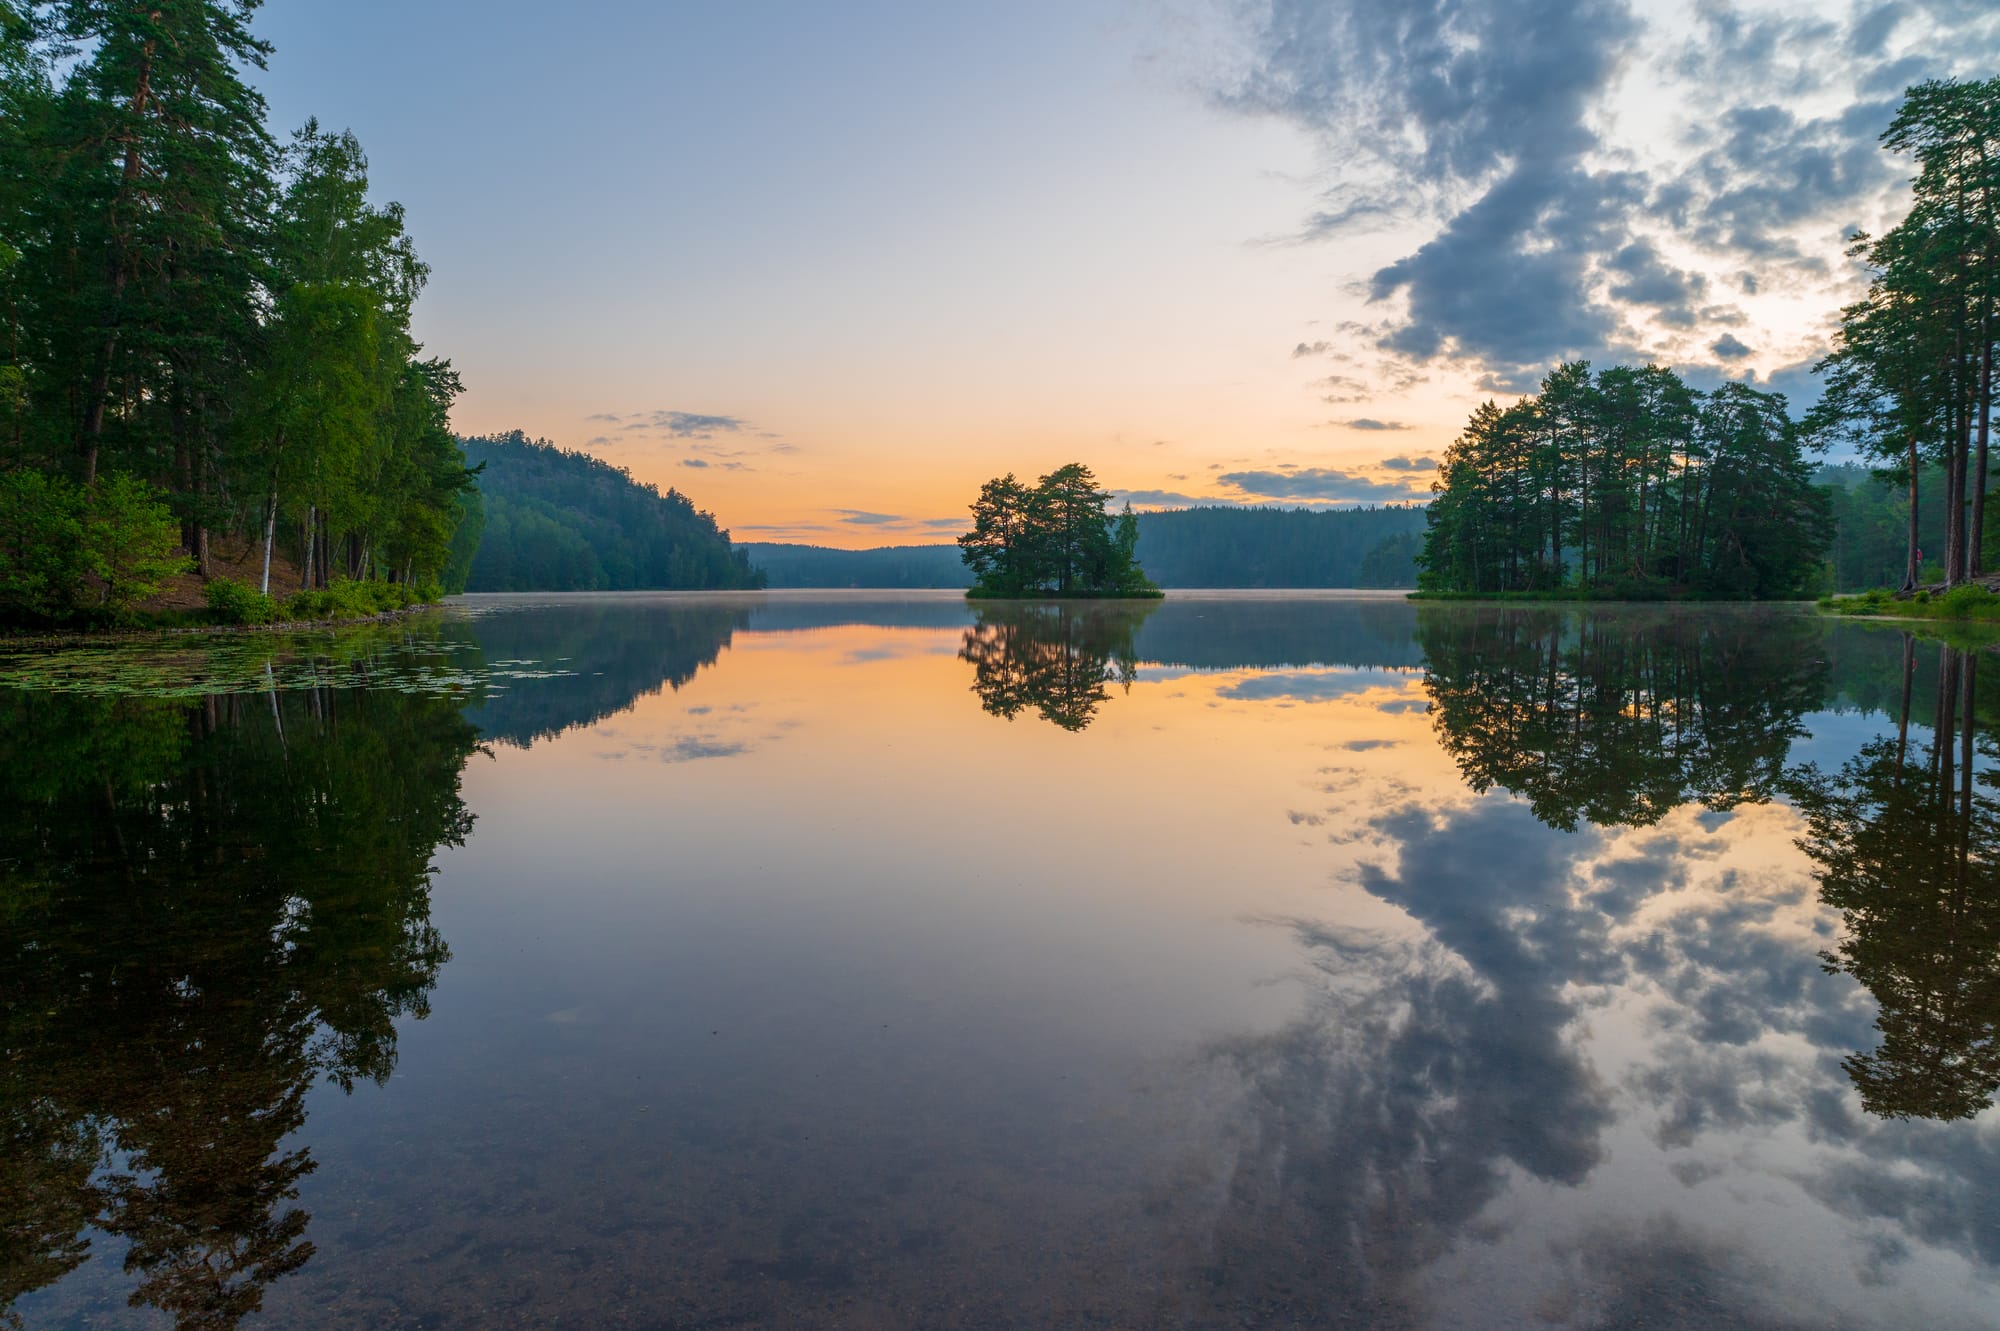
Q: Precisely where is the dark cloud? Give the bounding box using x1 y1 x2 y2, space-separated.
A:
1680 99 1900 265
1113 489 1213 508
680 458 710 469
1218 467 1421 503
1292 340 1334 358
1213 0 1995 384
1369 162 1647 371
1334 417 1410 431
835 510 903 525
1712 332 1755 360
1381 455 1439 471
607 410 753 439
1607 240 1710 328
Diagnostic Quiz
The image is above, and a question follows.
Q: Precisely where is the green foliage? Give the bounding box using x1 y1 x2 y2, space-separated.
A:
1419 362 1830 600
0 6 475 625
81 475 192 614
281 578 429 623
460 432 761 591
1815 463 1948 591
958 464 1159 597
1811 78 2000 588
1824 583 2000 623
203 578 281 625
0 468 83 618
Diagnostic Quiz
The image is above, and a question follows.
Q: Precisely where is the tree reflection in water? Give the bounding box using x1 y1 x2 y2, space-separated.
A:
959 601 1155 731
0 686 478 1328
1417 606 1829 830
1794 635 2000 1122
1417 608 2000 1123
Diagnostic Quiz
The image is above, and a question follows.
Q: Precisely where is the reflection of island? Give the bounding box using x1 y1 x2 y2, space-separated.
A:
959 602 1155 731
1794 637 2000 1122
1418 607 1828 831
0 686 478 1327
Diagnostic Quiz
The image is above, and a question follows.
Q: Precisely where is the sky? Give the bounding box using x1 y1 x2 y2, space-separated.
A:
250 0 2000 546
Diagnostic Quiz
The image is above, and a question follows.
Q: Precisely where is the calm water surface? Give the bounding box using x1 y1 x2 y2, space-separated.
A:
4 592 1997 1328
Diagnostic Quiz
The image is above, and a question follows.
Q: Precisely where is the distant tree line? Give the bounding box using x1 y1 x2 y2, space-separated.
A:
1813 79 2000 590
1421 363 1831 598
0 1 477 622
1133 506 1425 588
745 506 1427 589
958 463 1158 597
459 432 762 593
742 542 972 588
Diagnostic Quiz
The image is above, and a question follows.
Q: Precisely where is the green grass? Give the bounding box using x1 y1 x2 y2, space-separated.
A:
1818 584 2000 622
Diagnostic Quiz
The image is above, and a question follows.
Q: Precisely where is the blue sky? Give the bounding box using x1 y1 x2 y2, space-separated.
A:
250 0 2000 543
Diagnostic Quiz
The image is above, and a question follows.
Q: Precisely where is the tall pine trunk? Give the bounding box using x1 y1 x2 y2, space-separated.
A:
1975 340 1993 576
1907 434 1921 591
81 35 158 485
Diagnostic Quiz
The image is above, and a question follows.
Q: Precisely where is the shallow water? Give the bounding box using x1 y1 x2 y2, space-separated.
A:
4 591 1997 1329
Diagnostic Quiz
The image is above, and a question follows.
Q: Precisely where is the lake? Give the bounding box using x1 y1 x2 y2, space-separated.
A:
4 591 1996 1329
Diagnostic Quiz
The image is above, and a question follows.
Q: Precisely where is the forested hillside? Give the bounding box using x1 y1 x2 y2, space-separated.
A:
460 433 762 592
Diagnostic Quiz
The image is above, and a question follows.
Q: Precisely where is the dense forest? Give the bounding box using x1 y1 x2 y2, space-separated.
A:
1821 462 1952 590
1421 364 1831 598
1421 79 1997 600
457 432 761 593
0 1 478 624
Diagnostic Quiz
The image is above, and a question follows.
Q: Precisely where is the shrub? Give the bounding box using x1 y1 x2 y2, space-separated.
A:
83 473 192 613
0 468 84 620
1937 584 2000 619
205 578 281 625
280 578 436 622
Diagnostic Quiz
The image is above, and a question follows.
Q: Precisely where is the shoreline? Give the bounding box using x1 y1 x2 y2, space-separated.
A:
0 602 446 649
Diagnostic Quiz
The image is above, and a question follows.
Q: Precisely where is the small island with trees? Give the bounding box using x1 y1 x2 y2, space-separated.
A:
956 463 1161 599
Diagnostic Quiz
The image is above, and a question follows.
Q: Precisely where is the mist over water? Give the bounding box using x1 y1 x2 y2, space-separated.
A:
6 593 1997 1329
